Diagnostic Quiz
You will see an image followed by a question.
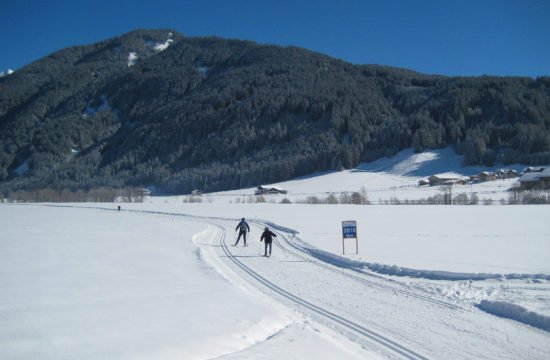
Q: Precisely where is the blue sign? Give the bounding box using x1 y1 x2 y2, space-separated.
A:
342 220 357 238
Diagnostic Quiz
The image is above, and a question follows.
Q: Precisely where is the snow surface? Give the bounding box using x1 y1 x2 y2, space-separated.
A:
1 148 549 359
477 300 550 332
146 32 174 52
153 38 174 52
226 147 531 204
127 52 138 67
0 205 372 360
0 69 14 77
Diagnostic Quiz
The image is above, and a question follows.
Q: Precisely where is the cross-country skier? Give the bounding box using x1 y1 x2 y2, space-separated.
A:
234 218 250 246
260 227 277 257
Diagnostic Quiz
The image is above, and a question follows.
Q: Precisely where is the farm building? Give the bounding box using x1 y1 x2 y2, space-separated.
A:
470 171 497 183
523 167 545 173
519 168 550 190
255 185 288 195
496 169 518 179
428 175 467 186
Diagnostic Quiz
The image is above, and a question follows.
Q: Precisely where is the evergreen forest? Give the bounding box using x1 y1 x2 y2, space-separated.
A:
1 29 549 195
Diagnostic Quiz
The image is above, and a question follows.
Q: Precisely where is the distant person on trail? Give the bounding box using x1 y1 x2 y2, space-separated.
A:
260 227 277 257
234 218 250 246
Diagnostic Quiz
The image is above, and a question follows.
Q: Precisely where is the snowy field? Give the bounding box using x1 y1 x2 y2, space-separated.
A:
0 205 371 360
1 148 549 359
210 147 532 204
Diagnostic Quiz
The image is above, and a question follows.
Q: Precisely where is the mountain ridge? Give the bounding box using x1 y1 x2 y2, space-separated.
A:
1 29 549 194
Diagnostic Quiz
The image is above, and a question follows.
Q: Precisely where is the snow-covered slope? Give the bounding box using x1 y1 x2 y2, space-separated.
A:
215 147 535 203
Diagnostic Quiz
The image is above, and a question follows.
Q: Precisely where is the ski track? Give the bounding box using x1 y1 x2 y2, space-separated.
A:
56 204 458 310
251 221 462 312
217 223 429 360
40 204 550 359
45 205 432 359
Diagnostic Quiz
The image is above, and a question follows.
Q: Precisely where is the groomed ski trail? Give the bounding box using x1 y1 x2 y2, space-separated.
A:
43 205 550 360
214 218 550 360
215 223 429 360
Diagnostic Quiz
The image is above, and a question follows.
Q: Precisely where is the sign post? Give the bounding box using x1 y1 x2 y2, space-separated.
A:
341 220 358 255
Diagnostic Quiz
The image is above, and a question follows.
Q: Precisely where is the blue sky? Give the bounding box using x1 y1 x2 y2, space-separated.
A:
1 0 549 76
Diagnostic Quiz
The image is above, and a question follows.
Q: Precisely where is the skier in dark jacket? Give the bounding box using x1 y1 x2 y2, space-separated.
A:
260 227 277 257
234 218 250 246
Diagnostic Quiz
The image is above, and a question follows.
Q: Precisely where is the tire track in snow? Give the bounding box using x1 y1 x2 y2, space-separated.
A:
216 223 430 360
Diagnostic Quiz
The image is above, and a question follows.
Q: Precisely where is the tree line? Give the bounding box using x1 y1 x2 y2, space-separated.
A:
3 186 147 203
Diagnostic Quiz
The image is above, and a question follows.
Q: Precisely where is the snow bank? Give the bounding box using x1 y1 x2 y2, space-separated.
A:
477 300 550 332
286 233 550 282
364 263 550 281
258 219 300 235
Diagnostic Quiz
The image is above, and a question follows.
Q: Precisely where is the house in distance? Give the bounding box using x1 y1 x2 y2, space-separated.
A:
254 185 288 195
519 168 550 189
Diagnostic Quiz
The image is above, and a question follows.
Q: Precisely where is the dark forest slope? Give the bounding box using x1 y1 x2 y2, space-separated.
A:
1 29 549 193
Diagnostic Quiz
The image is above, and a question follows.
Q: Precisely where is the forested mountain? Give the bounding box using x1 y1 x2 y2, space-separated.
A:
1 29 549 194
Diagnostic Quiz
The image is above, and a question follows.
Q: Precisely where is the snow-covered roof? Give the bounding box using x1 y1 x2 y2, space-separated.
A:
520 172 541 182
428 174 460 181
258 185 285 191
523 166 545 173
520 167 549 182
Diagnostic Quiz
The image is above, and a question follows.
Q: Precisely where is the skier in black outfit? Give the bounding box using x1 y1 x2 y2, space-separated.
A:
260 227 277 257
234 218 250 246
